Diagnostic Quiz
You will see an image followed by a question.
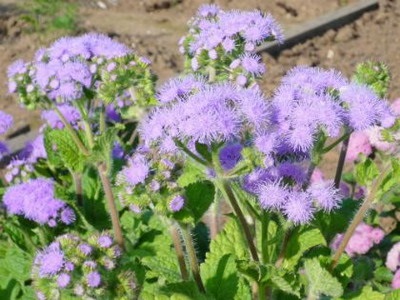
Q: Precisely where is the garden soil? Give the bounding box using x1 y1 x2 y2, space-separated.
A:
0 0 399 176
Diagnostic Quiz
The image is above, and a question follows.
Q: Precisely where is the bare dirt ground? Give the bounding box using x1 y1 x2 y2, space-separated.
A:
0 0 399 175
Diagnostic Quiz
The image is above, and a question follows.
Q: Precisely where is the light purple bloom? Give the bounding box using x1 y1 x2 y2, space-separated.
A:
240 54 265 76
3 178 75 226
57 273 71 288
35 244 65 277
346 131 373 162
169 195 185 212
87 271 101 288
308 180 341 212
41 104 81 129
98 235 113 248
282 191 314 224
0 111 13 135
219 144 242 170
117 154 150 187
257 181 287 209
79 244 93 256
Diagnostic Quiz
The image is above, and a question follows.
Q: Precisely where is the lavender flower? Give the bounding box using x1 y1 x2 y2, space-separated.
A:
157 75 205 103
308 181 341 212
282 191 314 225
0 111 13 135
57 273 71 288
98 235 113 248
35 243 65 277
117 154 150 187
257 181 287 209
3 178 75 226
219 143 243 170
87 272 101 288
169 195 185 212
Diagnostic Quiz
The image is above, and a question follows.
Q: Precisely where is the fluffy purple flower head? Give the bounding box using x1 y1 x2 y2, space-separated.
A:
0 142 9 159
198 4 220 17
340 84 394 130
257 181 288 209
117 154 150 187
41 105 82 130
219 143 243 170
242 168 275 194
79 244 93 256
35 243 65 277
19 134 47 164
240 54 265 76
170 195 185 212
157 75 205 103
87 271 101 288
0 111 13 135
278 162 306 185
308 180 341 212
7 59 26 78
98 235 113 248
282 191 314 225
57 273 71 288
3 178 75 226
60 207 76 225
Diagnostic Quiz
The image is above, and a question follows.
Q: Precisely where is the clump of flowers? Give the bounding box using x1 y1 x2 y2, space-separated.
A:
0 110 13 160
330 223 385 257
2 178 75 226
32 233 136 299
180 4 283 83
116 149 186 215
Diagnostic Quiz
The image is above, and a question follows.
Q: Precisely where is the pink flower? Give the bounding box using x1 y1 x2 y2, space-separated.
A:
386 242 400 272
346 131 373 162
392 269 400 289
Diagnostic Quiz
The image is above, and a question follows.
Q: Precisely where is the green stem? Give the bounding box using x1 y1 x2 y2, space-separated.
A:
334 130 351 189
261 213 269 264
331 163 391 269
170 224 189 281
54 107 89 156
322 131 352 154
72 172 83 206
99 105 106 134
275 229 291 268
97 163 124 249
218 180 259 262
175 140 208 166
181 225 206 293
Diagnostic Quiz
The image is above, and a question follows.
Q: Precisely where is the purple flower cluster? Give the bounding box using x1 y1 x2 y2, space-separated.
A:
255 166 341 224
330 223 385 257
386 242 400 289
0 111 13 135
269 66 394 152
3 178 75 226
7 33 131 104
178 4 283 83
32 233 129 298
141 80 270 150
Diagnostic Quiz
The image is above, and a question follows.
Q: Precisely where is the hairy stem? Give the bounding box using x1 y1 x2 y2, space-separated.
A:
331 163 391 269
181 225 205 293
54 107 89 156
72 172 83 206
275 229 291 268
334 131 351 189
170 225 189 281
175 140 209 166
322 131 352 154
97 163 124 249
218 180 259 262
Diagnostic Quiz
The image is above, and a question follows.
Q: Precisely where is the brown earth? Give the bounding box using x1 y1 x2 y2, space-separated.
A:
0 0 399 176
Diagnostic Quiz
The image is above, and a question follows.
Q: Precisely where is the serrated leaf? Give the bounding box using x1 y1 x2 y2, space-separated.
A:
304 258 343 298
341 286 384 300
234 277 252 300
201 254 239 300
159 281 209 299
354 158 379 186
385 289 400 300
177 161 207 188
45 129 86 172
184 181 215 223
282 226 326 270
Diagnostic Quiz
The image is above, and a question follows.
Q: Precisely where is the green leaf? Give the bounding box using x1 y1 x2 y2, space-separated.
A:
177 161 207 188
385 289 400 300
159 281 209 299
201 254 239 300
184 181 215 223
234 278 252 300
195 142 212 163
342 286 384 299
282 226 326 270
354 158 379 186
44 128 86 172
304 258 343 298
374 267 393 283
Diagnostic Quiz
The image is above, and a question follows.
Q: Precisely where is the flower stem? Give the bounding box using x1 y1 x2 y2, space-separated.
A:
334 130 351 189
218 179 259 262
331 163 391 269
275 229 291 268
54 107 89 156
97 163 124 249
322 131 352 154
170 224 189 281
175 140 209 166
181 225 206 293
72 172 83 206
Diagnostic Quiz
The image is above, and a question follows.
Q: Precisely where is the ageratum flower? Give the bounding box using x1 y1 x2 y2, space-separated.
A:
32 233 134 299
3 178 75 226
141 79 272 149
271 66 393 152
0 111 13 135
